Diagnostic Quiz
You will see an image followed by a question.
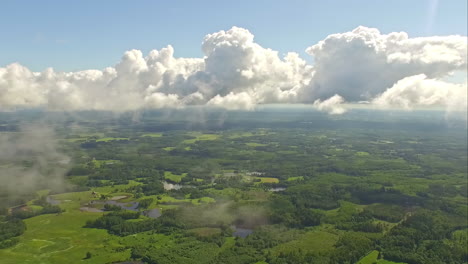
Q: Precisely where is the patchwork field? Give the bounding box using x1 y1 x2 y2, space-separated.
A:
1 111 466 264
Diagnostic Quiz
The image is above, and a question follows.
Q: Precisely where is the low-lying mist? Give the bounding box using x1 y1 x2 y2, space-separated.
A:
0 124 70 207
167 201 269 229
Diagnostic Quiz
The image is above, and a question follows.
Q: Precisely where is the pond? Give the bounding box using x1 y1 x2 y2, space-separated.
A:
85 199 161 218
113 261 144 264
143 208 161 218
90 200 139 211
232 226 253 238
46 194 161 218
269 187 286 192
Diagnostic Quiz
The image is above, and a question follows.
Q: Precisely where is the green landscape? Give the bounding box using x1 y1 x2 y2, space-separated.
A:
1 0 467 262
0 109 466 264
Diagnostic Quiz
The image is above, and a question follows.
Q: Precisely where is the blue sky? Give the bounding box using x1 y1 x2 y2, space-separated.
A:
1 0 466 71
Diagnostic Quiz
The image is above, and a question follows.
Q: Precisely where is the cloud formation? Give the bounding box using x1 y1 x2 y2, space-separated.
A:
0 26 466 114
303 26 466 109
373 74 467 111
313 94 347 115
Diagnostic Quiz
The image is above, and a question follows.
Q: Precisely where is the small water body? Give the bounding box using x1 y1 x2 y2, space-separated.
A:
86 199 161 218
113 261 144 264
232 226 253 238
90 200 139 211
143 208 161 218
269 187 286 192
110 195 127 200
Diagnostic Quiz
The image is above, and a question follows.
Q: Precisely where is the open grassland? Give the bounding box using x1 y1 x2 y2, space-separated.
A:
163 146 175 151
324 201 366 221
164 171 188 183
357 251 408 264
204 187 241 199
141 133 163 138
64 138 87 142
287 176 304 181
95 137 129 142
271 230 338 256
245 142 268 147
226 132 257 139
0 212 129 264
357 250 379 264
182 132 219 144
254 177 280 183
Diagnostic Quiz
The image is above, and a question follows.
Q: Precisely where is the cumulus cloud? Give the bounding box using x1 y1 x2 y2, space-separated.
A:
373 74 467 109
303 26 466 102
313 94 347 115
200 27 313 103
0 26 466 114
207 92 256 110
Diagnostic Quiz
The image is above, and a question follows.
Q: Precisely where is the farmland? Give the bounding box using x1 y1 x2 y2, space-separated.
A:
0 108 466 264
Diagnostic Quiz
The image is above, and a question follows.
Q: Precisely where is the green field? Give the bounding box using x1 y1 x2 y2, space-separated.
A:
245 142 268 147
95 137 129 142
357 250 379 264
1 110 466 264
357 250 408 264
0 212 129 264
182 133 219 144
141 133 163 138
255 177 279 183
271 230 338 256
287 176 304 181
163 146 175 151
164 171 188 183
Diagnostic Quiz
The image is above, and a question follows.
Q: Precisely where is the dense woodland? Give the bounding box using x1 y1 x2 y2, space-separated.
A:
0 109 467 264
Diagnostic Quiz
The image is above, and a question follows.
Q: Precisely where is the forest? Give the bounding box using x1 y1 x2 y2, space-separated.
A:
0 108 466 264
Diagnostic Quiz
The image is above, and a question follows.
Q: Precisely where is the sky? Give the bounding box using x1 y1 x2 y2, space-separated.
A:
0 0 466 116
1 0 467 71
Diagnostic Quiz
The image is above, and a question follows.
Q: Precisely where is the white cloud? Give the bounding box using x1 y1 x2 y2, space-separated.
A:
302 26 466 102
313 94 347 115
0 26 466 115
373 74 467 111
199 27 313 104
207 92 256 110
144 92 181 109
